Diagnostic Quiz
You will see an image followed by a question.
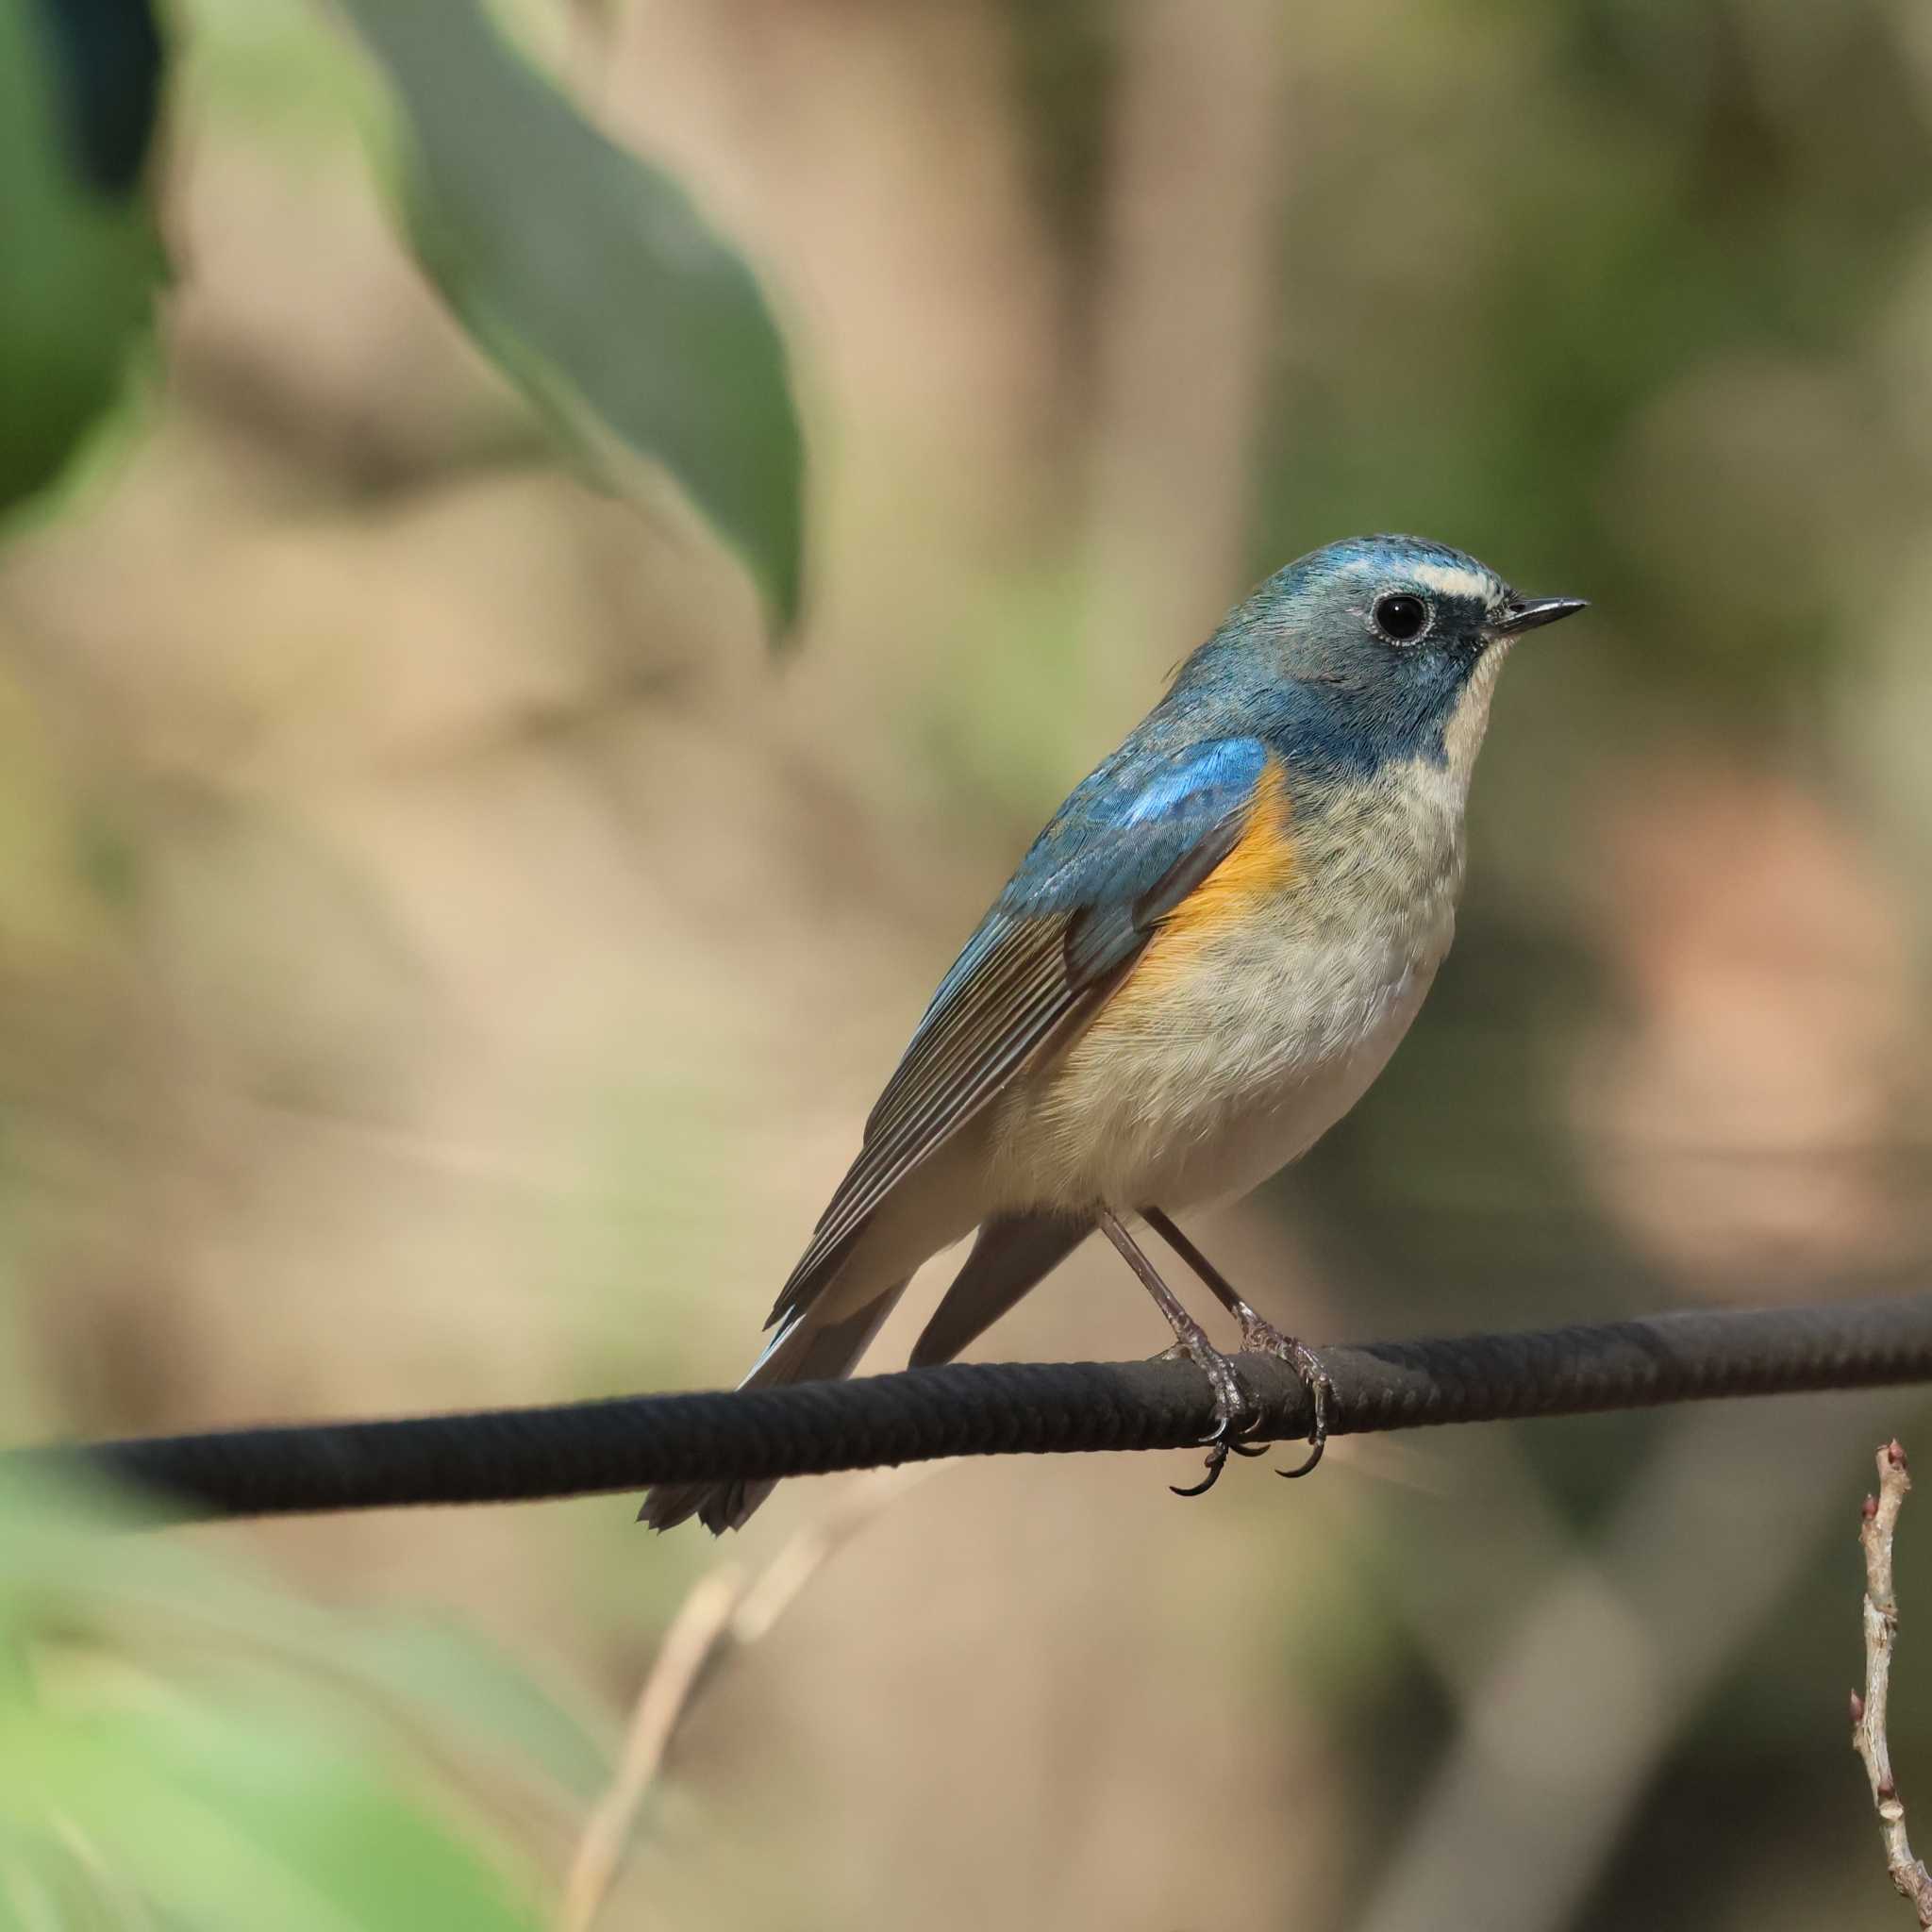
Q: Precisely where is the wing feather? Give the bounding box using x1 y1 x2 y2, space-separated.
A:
769 735 1272 1325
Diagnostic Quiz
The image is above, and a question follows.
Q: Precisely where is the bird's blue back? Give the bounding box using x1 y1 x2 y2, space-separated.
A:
991 533 1507 930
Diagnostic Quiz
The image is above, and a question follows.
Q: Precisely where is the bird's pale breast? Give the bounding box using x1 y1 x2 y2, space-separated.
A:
985 751 1469 1215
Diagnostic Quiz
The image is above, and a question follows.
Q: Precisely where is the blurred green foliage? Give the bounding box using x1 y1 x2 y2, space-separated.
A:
341 0 806 630
0 0 804 623
0 1466 612 1927
0 0 164 519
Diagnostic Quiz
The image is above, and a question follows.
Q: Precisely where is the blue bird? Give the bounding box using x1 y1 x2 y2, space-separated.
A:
642 535 1585 1531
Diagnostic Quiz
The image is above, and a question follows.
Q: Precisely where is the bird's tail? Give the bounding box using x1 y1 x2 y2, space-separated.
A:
638 1286 906 1534
908 1212 1092 1368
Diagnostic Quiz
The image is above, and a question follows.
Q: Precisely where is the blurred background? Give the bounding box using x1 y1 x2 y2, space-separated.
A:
4 0 1932 1926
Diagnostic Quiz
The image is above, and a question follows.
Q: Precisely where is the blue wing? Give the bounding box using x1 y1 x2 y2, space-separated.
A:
768 736 1268 1324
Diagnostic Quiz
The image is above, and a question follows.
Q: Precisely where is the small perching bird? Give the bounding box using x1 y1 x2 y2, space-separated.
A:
642 535 1585 1531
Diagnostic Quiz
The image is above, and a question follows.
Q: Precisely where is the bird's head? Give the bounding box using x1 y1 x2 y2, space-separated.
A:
1182 534 1585 792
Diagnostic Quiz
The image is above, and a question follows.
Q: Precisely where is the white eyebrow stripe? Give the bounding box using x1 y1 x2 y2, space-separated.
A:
1408 561 1496 602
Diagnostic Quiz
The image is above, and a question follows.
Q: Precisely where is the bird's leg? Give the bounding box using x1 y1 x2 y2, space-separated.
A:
1143 1208 1331 1478
1094 1205 1253 1498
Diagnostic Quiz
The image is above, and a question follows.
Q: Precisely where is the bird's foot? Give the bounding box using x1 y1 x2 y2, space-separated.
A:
1157 1332 1262 1497
1234 1317 1332 1478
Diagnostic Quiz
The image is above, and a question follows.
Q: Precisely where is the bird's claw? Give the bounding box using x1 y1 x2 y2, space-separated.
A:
1168 1458 1224 1499
1133 1211 1332 1491
1237 1319 1332 1479
1158 1336 1264 1497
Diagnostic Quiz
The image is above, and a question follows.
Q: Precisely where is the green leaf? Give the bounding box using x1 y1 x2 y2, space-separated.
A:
0 1464 613 1799
339 0 806 631
0 0 166 517
321 1619 616 1807
0 1700 542 1932
0 1468 600 1926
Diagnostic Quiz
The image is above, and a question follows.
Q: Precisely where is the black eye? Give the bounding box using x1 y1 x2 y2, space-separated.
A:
1372 592 1429 643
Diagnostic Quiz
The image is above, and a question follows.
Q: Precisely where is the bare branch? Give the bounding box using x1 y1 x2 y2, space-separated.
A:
558 1565 745 1932
556 1467 930 1930
1356 1400 1864 1932
1852 1439 1932 1926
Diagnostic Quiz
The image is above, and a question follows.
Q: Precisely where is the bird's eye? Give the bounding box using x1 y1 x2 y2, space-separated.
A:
1372 592 1429 643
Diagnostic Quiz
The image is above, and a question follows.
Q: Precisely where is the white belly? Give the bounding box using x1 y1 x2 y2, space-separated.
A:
983 748 1472 1215
986 908 1447 1216
1150 945 1438 1208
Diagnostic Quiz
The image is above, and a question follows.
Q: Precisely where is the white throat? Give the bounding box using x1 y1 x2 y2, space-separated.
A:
1437 640 1511 807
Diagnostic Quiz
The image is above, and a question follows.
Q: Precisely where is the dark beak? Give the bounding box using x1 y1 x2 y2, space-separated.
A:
1492 594 1588 638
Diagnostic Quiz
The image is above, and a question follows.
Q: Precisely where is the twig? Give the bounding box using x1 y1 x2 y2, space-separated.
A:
1853 1440 1932 1925
1353 1398 1868 1932
556 1567 747 1932
555 1467 931 1931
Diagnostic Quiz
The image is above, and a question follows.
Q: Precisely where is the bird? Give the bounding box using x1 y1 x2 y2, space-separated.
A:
641 534 1585 1532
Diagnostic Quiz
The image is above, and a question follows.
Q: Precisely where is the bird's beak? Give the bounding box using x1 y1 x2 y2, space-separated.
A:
1491 594 1588 638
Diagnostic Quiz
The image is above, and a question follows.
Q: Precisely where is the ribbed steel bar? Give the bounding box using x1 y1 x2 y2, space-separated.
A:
14 1292 1932 1523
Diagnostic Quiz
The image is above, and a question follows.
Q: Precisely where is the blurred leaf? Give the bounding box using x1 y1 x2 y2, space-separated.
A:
0 0 165 516
339 0 806 631
0 1465 613 1799
0 1697 541 1932
0 1467 596 1926
325 1621 615 1807
28 0 163 195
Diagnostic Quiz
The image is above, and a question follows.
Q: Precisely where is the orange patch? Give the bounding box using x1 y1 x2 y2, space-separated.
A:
1107 759 1297 1011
